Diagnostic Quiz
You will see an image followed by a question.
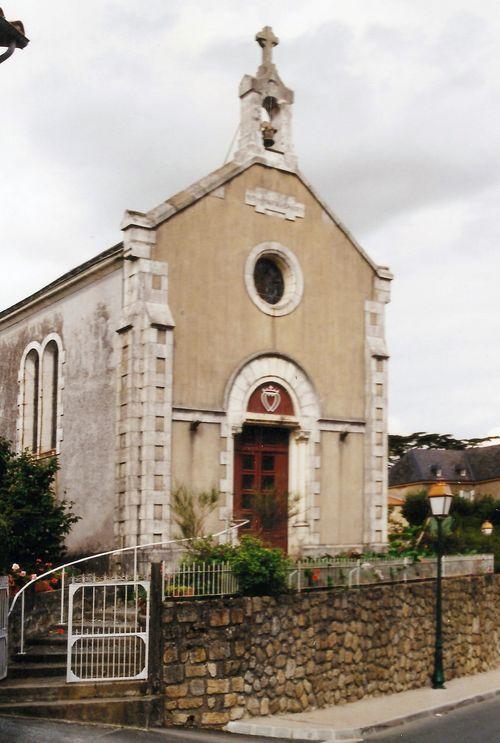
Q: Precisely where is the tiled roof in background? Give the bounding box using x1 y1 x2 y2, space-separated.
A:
389 444 500 487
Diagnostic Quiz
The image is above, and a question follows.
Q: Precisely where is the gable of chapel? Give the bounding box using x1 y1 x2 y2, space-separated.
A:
152 163 377 420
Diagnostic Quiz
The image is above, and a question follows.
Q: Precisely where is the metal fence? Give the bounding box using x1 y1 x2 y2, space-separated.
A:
289 554 494 590
162 561 239 599
161 554 494 599
8 521 247 656
0 576 8 680
67 578 149 683
440 554 494 577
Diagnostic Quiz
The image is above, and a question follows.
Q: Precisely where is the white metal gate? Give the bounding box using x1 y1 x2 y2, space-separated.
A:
0 576 8 680
67 578 149 683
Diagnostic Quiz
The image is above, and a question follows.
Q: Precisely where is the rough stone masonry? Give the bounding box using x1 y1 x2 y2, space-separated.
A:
162 575 500 728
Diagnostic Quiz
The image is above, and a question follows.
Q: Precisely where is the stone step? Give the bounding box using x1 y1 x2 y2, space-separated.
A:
14 647 66 663
28 634 67 647
8 661 66 678
16 647 143 665
0 676 149 703
0 694 161 726
8 661 146 680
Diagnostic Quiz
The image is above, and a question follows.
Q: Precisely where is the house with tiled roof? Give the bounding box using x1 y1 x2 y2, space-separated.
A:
389 444 500 501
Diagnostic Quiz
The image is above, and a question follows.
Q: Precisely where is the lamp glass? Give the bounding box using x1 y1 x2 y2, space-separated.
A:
429 494 453 517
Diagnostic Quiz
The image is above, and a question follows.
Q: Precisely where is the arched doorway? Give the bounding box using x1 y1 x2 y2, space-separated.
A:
224 354 321 554
233 382 294 551
234 425 289 551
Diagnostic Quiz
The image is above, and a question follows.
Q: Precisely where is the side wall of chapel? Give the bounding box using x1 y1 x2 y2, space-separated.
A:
0 266 122 555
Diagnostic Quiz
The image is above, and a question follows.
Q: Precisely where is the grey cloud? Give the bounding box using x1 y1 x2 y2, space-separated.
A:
2 2 500 438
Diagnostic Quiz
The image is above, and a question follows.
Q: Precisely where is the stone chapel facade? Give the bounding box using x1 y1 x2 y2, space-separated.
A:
0 28 392 556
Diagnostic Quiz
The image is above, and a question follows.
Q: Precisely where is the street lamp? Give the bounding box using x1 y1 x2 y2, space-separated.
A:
481 520 493 537
0 7 29 65
428 481 454 690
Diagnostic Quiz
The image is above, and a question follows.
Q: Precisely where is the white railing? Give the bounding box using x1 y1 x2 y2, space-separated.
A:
289 554 494 591
8 544 494 655
67 578 149 683
163 561 239 599
8 521 248 655
161 553 494 599
440 554 494 577
0 576 8 680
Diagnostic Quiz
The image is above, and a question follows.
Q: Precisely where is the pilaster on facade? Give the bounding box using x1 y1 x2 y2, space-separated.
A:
115 219 175 549
363 271 392 548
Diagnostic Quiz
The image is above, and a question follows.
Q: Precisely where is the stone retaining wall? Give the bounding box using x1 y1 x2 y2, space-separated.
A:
162 575 500 728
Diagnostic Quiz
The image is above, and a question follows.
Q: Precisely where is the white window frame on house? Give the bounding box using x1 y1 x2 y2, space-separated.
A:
17 333 64 456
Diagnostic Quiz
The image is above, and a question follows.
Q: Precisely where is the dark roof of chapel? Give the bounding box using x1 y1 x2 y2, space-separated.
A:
0 243 123 323
1 155 392 323
389 445 500 487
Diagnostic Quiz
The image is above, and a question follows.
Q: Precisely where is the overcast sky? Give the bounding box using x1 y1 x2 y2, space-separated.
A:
2 1 500 439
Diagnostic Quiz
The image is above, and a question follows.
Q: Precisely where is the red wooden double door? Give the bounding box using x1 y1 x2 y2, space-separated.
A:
233 425 289 552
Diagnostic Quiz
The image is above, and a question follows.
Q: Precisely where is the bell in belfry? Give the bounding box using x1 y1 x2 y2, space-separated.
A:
261 122 277 148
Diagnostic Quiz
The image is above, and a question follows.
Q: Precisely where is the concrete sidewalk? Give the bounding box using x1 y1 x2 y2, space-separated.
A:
226 667 500 741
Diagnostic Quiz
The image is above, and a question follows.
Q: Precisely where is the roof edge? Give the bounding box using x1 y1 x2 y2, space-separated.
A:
122 156 391 278
0 243 123 325
295 167 392 278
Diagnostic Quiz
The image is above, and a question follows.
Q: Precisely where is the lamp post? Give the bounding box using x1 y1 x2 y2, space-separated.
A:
428 481 454 689
0 7 29 65
481 520 493 537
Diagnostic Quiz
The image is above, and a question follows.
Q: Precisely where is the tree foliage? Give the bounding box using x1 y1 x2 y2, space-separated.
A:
397 491 500 571
249 490 299 533
388 432 494 467
0 438 79 573
401 491 430 526
170 485 220 540
185 535 291 596
229 536 291 596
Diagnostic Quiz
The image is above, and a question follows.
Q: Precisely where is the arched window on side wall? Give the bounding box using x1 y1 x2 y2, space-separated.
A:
22 349 39 452
40 340 59 454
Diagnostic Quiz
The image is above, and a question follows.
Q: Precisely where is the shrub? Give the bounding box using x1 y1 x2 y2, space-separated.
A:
229 536 291 596
170 485 220 540
250 490 300 533
185 535 291 596
401 491 429 526
185 537 236 564
397 490 500 571
0 438 79 573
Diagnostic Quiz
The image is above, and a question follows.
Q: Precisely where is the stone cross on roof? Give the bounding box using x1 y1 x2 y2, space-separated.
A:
255 26 278 66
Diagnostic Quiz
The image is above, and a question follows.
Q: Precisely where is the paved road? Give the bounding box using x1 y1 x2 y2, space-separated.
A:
364 694 500 742
0 716 312 743
3 696 500 743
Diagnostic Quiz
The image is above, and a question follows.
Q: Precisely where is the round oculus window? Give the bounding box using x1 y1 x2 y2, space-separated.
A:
253 256 284 305
245 242 304 317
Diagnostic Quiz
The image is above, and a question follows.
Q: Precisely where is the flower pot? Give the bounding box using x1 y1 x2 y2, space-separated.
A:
35 580 54 593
